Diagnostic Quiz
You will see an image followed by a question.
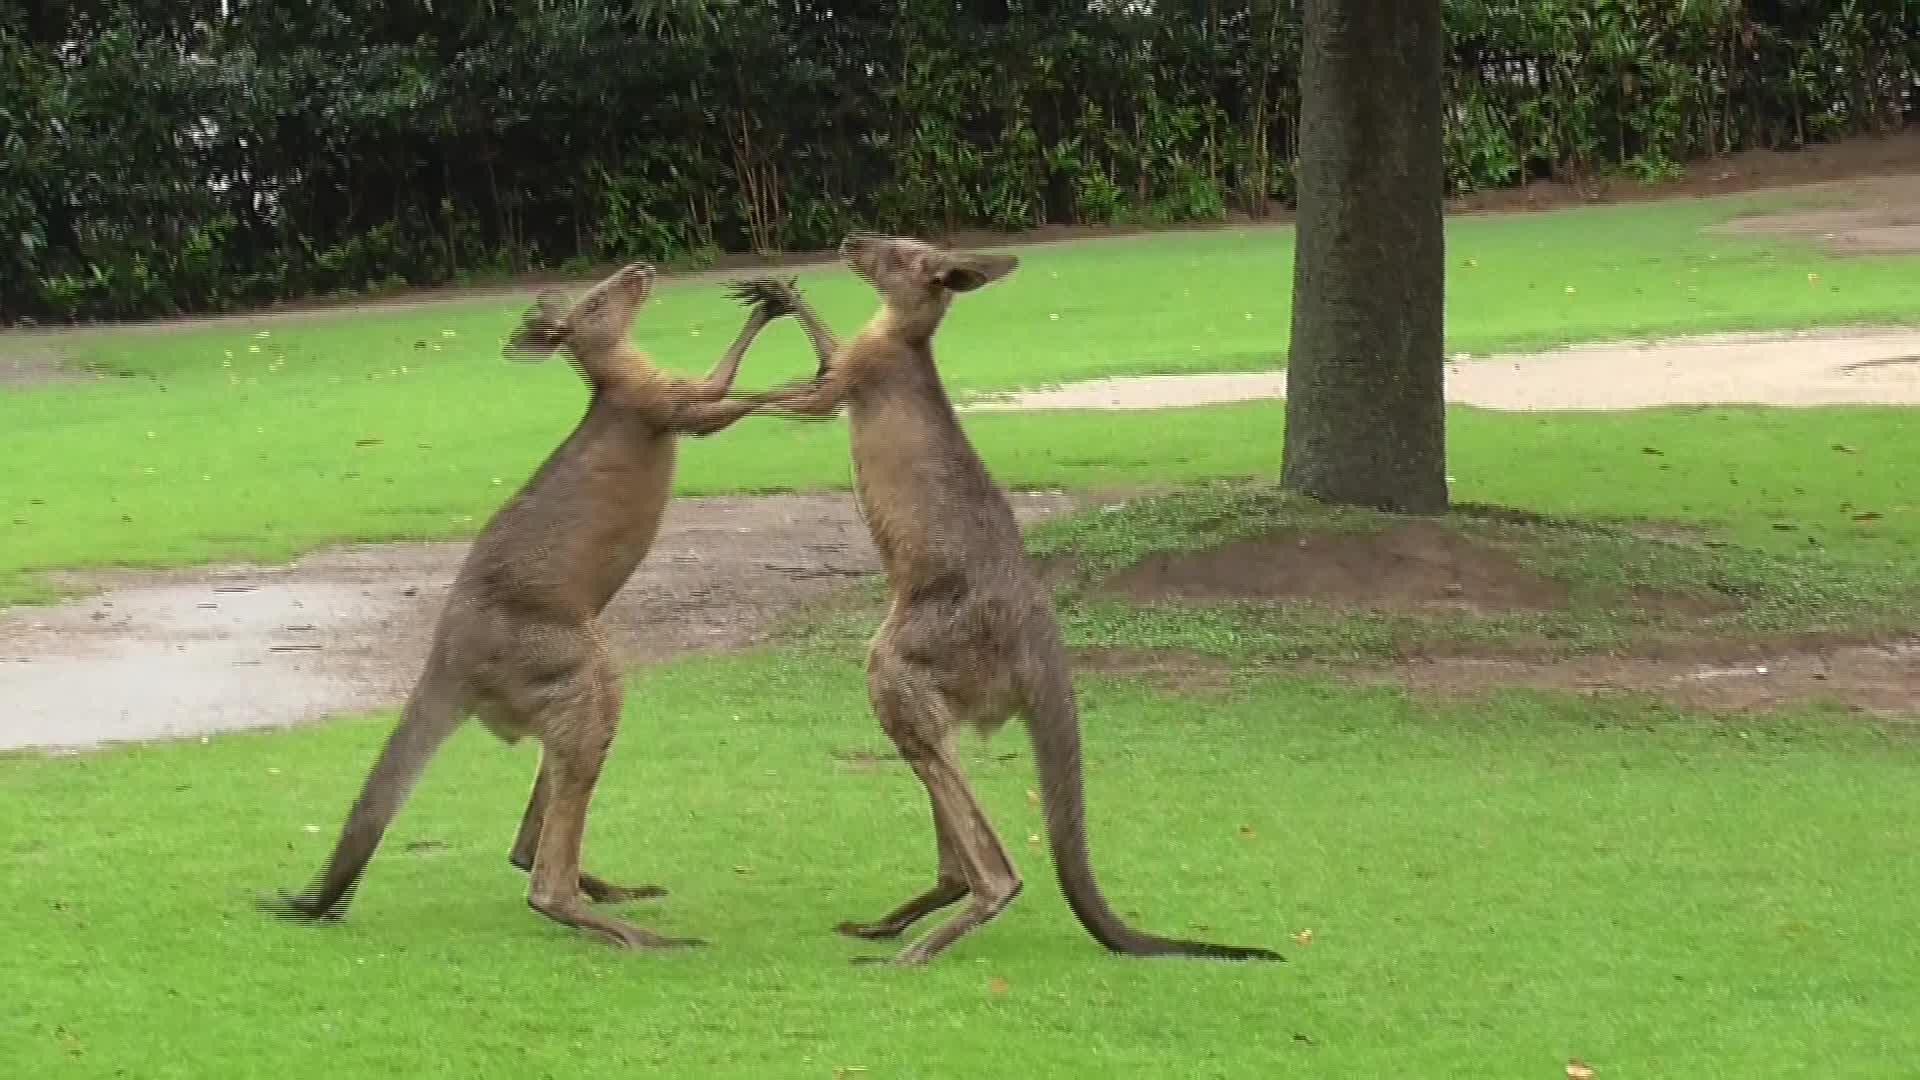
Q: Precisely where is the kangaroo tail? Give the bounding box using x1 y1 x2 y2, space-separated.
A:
259 661 465 921
1024 644 1282 962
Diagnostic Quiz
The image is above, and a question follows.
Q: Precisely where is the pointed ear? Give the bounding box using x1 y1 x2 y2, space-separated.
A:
503 292 569 363
936 252 1019 293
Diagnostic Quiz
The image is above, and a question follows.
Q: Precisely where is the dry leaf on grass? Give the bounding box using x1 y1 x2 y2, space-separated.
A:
1566 1059 1596 1079
1291 928 1314 946
988 976 1010 996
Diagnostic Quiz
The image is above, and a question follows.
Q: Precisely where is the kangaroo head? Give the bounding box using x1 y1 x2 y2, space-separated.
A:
504 262 656 364
838 235 1018 341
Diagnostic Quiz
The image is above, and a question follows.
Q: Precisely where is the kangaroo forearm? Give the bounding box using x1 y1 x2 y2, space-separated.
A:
743 376 846 419
699 306 775 398
787 298 840 377
669 397 760 437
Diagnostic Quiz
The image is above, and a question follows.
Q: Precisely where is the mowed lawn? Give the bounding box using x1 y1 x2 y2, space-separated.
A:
4 651 1918 1077
2 191 1918 603
4 192 1920 1076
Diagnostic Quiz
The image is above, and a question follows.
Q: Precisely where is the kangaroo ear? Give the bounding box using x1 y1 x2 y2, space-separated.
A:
936 252 1019 292
504 292 569 363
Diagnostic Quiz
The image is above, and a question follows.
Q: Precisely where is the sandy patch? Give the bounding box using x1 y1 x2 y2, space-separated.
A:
967 327 1920 413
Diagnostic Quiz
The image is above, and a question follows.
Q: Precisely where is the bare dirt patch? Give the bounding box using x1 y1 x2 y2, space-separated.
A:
1710 173 1920 256
1102 522 1570 614
1371 640 1920 719
1073 639 1920 720
1068 646 1239 698
1448 129 1920 216
0 490 1086 752
0 345 94 387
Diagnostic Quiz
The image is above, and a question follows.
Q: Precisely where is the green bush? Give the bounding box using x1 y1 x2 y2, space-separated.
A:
1 0 1913 323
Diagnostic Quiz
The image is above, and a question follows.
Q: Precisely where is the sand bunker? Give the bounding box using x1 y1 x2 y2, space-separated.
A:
967 327 1920 413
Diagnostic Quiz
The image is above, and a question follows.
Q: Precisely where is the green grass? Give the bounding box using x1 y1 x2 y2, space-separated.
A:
7 192 1920 1075
4 392 1915 608
4 651 1917 1077
3 190 1918 602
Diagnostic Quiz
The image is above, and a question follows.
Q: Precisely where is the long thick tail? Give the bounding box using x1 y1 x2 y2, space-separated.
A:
1023 643 1283 962
258 662 466 921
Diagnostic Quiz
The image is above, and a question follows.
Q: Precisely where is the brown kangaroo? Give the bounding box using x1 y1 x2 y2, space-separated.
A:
258 262 792 949
734 237 1284 965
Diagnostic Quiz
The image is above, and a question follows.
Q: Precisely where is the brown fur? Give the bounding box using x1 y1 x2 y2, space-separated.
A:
259 263 787 948
736 237 1284 964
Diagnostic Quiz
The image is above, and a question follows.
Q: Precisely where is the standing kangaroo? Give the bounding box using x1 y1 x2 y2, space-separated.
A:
735 237 1283 965
259 262 791 949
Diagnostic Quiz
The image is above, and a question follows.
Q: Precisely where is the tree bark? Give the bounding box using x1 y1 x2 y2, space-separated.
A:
1281 0 1448 514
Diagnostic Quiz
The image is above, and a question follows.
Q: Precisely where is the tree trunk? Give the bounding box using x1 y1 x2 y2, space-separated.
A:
1281 0 1448 514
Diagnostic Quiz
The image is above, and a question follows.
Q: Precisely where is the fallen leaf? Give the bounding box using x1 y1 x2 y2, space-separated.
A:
1027 833 1042 847
1026 789 1041 807
1566 1060 1596 1080
1832 443 1857 453
355 437 383 447
988 976 1010 995
1292 928 1314 946
1237 824 1256 839
1853 511 1882 522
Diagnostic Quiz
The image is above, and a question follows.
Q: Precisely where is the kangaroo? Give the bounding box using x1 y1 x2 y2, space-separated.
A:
259 262 793 949
732 237 1283 965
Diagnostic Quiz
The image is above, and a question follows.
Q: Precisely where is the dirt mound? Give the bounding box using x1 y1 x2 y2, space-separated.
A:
1102 521 1570 614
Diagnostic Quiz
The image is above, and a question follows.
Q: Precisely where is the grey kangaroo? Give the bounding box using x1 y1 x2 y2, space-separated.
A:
259 262 793 949
734 236 1283 965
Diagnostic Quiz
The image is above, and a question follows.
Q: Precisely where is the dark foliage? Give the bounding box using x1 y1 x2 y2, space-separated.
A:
2 0 1914 322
